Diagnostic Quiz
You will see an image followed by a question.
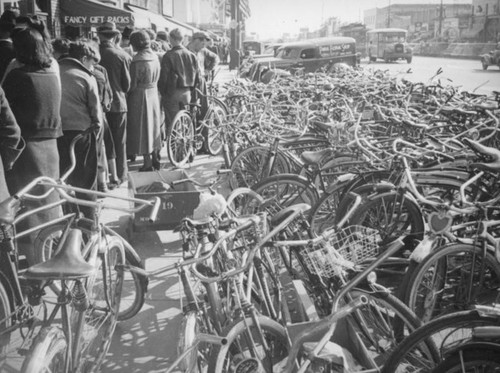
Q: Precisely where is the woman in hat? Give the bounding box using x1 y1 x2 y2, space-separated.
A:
127 29 161 171
2 18 62 265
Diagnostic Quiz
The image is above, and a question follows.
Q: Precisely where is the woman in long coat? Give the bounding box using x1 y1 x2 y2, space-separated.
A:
127 30 161 171
2 19 62 265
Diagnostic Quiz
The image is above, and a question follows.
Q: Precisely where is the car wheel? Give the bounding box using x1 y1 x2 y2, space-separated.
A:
482 60 488 70
407 57 412 63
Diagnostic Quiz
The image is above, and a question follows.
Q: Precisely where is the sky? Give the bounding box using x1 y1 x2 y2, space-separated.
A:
245 0 469 39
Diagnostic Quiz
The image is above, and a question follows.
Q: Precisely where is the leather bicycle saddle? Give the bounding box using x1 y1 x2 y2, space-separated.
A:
463 138 500 171
24 229 95 280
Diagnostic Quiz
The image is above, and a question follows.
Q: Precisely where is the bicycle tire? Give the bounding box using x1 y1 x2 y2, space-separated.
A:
231 146 290 188
33 225 146 321
21 326 66 373
251 174 319 217
348 191 425 251
207 315 288 373
434 347 500 372
381 310 500 373
202 104 225 156
223 187 265 218
309 181 349 234
75 236 125 372
177 310 215 373
406 243 500 322
167 110 194 168
0 280 11 365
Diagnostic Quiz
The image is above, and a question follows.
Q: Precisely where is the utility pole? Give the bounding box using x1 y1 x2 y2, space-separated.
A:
229 0 240 70
387 0 391 27
438 0 443 38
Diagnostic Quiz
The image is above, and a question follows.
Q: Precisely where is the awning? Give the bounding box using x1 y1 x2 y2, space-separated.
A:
125 4 195 36
60 0 134 27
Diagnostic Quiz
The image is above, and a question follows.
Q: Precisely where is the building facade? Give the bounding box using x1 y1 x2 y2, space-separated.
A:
363 2 473 42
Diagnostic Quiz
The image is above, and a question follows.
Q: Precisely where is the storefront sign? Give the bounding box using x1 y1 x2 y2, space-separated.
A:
63 15 132 25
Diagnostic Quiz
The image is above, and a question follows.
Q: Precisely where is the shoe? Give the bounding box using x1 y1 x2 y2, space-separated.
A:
98 182 109 193
152 159 161 170
127 154 136 162
139 166 154 172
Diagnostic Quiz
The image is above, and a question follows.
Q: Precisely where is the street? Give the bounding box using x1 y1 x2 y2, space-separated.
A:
361 55 500 95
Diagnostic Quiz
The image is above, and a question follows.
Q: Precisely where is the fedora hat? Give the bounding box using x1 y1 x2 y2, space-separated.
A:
97 21 120 35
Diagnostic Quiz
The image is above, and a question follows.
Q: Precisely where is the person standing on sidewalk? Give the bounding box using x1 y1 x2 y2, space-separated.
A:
127 30 161 171
58 40 102 218
98 21 131 185
2 19 62 265
158 28 200 136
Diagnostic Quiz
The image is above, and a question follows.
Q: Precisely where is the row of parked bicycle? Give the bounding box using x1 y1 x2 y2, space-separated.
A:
1 64 500 372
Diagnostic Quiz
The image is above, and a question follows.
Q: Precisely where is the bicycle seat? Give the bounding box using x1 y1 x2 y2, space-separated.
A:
181 216 214 229
0 196 20 226
24 229 95 280
463 138 500 171
300 149 334 166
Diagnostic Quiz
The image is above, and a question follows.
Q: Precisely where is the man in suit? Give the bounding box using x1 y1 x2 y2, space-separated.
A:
97 21 131 184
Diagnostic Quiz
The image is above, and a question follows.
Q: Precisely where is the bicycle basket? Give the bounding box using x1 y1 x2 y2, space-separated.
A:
303 225 379 278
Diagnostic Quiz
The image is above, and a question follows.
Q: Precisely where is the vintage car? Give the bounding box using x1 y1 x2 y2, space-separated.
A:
480 48 500 70
243 36 358 82
366 28 413 63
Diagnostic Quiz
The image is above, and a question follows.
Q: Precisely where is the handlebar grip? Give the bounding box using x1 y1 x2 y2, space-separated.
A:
148 197 161 223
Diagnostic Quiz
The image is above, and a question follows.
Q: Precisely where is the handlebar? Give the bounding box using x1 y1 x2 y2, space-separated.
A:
8 176 161 225
190 203 310 284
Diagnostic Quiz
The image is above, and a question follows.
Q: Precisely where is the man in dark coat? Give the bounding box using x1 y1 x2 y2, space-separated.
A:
0 10 17 81
158 28 200 135
0 86 23 202
97 21 131 184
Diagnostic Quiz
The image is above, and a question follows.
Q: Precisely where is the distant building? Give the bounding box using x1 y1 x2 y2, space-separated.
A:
364 1 472 41
471 0 500 41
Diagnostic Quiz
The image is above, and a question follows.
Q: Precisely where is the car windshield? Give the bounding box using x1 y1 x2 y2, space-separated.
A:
381 32 406 43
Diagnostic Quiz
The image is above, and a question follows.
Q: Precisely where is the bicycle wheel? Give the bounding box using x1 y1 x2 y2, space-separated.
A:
177 310 215 373
434 347 500 372
34 225 146 321
21 326 66 373
75 237 125 372
231 146 290 188
251 174 319 217
207 315 288 373
0 281 11 364
406 243 500 323
348 191 425 251
309 181 349 234
167 110 194 168
381 310 500 373
203 98 226 155
344 289 422 369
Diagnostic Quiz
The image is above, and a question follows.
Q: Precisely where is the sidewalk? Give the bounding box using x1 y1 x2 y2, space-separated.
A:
101 64 237 372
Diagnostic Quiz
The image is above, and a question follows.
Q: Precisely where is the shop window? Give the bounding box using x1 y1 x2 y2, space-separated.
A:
129 0 148 9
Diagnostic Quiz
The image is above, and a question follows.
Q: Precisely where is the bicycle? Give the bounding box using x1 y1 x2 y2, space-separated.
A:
166 90 228 168
0 175 159 372
0 130 160 371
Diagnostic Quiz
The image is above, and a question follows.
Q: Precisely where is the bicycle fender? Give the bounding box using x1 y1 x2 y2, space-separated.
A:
443 342 500 360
